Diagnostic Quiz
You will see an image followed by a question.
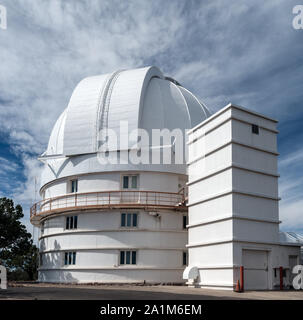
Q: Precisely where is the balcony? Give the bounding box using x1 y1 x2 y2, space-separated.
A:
30 190 187 225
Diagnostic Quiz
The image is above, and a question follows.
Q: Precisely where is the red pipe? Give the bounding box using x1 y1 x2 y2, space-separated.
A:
240 266 244 292
279 267 283 290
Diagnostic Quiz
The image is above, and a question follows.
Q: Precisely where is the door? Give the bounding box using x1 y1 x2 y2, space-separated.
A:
243 249 268 290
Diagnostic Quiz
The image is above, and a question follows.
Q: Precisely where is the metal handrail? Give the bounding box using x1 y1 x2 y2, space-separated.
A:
30 189 186 221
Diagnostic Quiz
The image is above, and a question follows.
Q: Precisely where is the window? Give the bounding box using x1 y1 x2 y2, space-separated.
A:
64 252 76 265
71 179 78 193
123 176 129 189
122 175 138 189
39 253 43 266
66 216 78 230
183 252 187 266
121 213 138 227
183 215 187 229
131 176 138 189
41 221 45 235
120 250 137 265
252 124 259 135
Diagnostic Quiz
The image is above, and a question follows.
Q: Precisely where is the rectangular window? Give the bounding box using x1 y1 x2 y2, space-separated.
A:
183 252 187 266
65 216 78 230
39 253 43 266
126 251 131 264
121 213 126 227
183 215 187 229
71 179 78 193
69 216 74 230
131 251 137 265
131 175 137 189
74 216 78 229
41 221 45 235
121 213 138 227
120 251 125 265
123 176 129 189
64 252 76 265
120 251 137 265
66 217 70 230
252 124 259 135
127 214 132 227
72 252 76 265
122 175 139 189
132 214 137 227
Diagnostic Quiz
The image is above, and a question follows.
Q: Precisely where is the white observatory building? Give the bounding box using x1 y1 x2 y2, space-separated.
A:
30 66 211 283
31 65 301 289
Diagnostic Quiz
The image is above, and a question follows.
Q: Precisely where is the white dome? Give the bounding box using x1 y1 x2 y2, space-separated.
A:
46 66 211 157
40 66 211 188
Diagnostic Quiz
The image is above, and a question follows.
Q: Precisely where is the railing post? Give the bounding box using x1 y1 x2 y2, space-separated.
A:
75 193 77 207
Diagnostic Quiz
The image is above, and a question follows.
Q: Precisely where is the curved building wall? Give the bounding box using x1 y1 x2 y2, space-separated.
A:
38 171 188 283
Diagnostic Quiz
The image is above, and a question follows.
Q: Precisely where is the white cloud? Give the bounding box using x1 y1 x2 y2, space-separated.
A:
280 199 303 231
280 149 303 167
278 145 303 231
0 0 188 234
0 156 19 173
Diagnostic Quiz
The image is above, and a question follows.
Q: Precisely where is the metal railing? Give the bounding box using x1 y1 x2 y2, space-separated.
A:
30 189 186 222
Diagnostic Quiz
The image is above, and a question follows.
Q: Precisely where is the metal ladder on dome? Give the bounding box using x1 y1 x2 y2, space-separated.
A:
98 70 123 149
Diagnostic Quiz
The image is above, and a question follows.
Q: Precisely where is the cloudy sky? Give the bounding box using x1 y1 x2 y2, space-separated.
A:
0 0 302 237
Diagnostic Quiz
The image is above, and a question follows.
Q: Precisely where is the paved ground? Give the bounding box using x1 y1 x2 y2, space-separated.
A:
0 282 303 300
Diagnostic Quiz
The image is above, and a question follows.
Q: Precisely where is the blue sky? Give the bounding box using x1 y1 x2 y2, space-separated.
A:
0 0 302 235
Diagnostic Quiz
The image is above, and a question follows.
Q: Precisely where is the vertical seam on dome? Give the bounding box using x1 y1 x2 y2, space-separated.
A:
55 109 67 154
172 82 192 128
180 86 211 118
96 70 122 151
94 71 121 151
94 74 114 151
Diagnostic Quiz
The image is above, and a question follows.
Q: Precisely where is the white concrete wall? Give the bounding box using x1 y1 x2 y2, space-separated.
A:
41 171 183 196
186 104 299 290
39 210 187 283
189 220 232 244
232 194 279 222
188 194 233 225
188 243 234 289
38 170 187 283
39 269 184 284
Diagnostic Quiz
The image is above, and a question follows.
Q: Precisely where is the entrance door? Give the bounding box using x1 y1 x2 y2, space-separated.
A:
243 249 268 290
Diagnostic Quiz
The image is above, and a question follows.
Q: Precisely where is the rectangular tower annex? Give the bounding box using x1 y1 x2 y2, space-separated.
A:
185 103 300 290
